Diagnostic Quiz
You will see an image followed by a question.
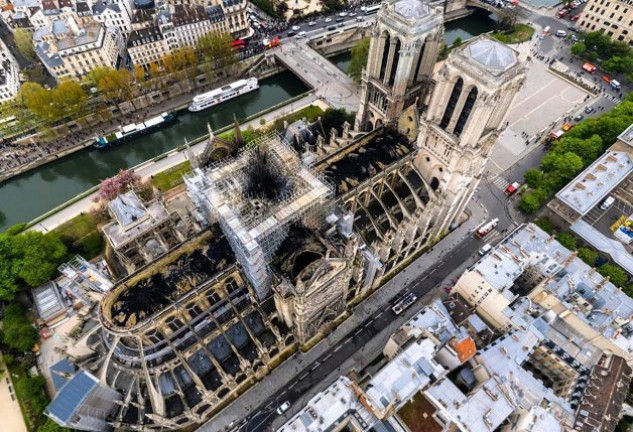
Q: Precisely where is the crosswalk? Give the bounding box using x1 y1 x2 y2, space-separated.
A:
479 223 521 244
490 175 510 190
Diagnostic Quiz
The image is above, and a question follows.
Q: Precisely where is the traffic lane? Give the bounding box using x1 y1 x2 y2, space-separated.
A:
243 236 485 432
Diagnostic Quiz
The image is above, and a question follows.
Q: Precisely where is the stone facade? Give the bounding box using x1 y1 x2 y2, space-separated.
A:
355 0 444 131
579 0 633 44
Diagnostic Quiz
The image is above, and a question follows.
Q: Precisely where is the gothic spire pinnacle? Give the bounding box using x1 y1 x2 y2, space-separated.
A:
233 114 243 146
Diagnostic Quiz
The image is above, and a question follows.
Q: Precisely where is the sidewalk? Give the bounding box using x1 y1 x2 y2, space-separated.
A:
0 354 28 432
198 201 487 432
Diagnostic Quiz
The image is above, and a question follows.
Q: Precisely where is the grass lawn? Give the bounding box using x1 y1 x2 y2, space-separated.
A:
493 24 535 44
151 160 191 192
52 212 104 260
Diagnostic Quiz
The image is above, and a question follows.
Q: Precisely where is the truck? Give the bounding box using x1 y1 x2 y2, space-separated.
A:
505 182 521 196
582 62 596 73
476 218 499 238
549 130 565 140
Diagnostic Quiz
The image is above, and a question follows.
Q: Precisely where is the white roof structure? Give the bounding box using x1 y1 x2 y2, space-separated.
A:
475 223 633 357
393 0 430 18
425 328 574 432
618 123 633 147
365 339 444 416
468 39 517 72
556 150 633 216
277 377 376 432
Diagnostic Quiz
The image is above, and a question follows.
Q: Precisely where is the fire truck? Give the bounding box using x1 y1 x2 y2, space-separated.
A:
475 218 499 238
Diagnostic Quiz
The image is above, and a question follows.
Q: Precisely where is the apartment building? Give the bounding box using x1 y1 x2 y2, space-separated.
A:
0 37 20 102
126 24 169 68
579 0 633 44
169 4 226 49
34 16 123 80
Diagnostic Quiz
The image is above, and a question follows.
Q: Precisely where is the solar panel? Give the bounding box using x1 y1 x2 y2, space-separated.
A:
47 371 98 424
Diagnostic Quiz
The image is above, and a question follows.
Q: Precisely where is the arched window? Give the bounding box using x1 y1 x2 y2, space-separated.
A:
439 78 463 130
454 87 478 137
378 33 391 81
388 38 401 86
413 40 426 82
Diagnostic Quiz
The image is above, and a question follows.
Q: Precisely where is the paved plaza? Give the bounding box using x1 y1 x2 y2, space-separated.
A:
0 355 28 432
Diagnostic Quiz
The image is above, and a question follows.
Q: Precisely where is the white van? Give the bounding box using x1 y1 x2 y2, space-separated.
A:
610 79 621 90
556 30 567 37
296 31 307 39
600 196 615 210
478 244 493 256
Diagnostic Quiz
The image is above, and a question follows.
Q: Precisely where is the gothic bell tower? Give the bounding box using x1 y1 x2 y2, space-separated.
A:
354 0 444 132
416 35 526 236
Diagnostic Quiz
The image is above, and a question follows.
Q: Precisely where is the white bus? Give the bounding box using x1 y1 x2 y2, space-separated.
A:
365 4 380 15
392 293 417 315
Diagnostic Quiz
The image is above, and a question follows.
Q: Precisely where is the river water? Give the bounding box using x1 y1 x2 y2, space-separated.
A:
0 71 307 231
0 11 497 231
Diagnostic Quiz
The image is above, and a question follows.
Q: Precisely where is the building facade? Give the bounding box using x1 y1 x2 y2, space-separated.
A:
127 25 170 68
579 0 633 44
355 0 444 131
34 17 123 80
0 37 20 102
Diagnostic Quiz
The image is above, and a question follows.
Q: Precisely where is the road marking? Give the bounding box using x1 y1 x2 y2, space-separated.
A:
376 311 384 317
288 382 296 389
364 320 373 327
311 363 320 371
298 372 308 381
323 353 332 361
333 345 342 352
355 329 363 336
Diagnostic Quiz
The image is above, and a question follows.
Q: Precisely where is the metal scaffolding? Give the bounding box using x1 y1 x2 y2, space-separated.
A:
185 132 335 300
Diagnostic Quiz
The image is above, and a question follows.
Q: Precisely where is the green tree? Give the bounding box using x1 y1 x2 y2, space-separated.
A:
348 37 370 84
571 42 586 56
37 418 72 432
519 191 544 214
524 169 544 189
557 232 577 250
196 32 236 71
0 234 20 300
551 135 603 166
14 29 37 61
11 231 67 287
541 152 584 182
598 263 629 287
18 82 56 122
320 108 355 139
534 217 554 234
2 303 38 352
577 247 598 266
52 80 87 119
452 37 463 48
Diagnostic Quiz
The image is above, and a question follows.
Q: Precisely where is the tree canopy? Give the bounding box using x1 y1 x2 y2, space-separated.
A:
14 29 37 61
598 263 629 288
2 303 39 352
349 38 370 84
0 231 67 299
520 93 633 213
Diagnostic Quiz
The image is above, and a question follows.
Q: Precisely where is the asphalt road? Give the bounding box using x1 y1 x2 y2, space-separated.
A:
239 235 485 432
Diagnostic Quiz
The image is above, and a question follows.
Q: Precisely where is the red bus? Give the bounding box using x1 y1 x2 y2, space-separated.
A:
231 39 247 50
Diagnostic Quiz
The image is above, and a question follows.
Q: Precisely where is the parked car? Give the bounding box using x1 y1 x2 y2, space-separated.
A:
277 401 291 415
336 17 344 22
557 9 568 17
287 30 296 37
555 30 567 37
478 243 493 256
327 25 336 31
574 114 584 121
585 106 595 114
291 25 301 31
339 11 348 16
325 17 332 22
600 196 615 211
296 31 307 39
570 14 580 21
308 21 316 26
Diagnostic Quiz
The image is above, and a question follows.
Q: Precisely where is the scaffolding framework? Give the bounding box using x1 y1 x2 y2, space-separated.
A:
185 132 334 300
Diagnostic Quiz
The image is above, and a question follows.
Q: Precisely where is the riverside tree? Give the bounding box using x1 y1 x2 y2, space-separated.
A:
349 38 370 84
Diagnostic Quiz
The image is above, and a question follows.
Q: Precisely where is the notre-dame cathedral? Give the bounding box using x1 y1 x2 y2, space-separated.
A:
47 1 526 430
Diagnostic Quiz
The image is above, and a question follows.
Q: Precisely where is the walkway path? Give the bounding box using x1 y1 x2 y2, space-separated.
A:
29 94 324 233
275 38 359 112
0 354 28 432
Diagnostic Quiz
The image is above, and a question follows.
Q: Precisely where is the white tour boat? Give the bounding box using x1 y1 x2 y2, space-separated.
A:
188 78 259 112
